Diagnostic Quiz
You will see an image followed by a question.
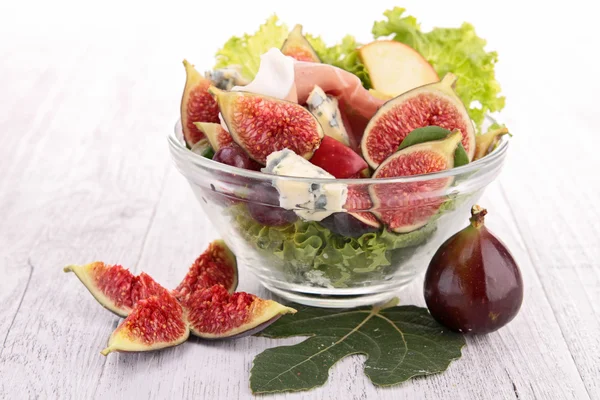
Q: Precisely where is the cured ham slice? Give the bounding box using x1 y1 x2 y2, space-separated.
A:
294 62 385 143
295 62 384 120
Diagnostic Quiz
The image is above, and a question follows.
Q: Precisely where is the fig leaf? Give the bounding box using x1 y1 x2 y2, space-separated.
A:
250 300 465 394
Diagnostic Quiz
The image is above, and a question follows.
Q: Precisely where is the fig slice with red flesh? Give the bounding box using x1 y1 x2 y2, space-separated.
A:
320 185 381 237
309 136 368 179
64 262 170 317
101 292 190 355
370 131 462 233
181 284 296 339
174 239 238 302
194 122 233 152
209 87 324 164
181 60 220 147
345 185 381 229
361 73 476 169
281 24 321 63
474 127 510 160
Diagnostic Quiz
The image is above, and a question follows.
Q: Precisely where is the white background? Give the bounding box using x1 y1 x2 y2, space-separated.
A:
0 0 598 399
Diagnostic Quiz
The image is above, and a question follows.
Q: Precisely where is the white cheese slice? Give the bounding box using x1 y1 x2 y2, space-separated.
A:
262 149 347 222
219 48 297 133
232 48 295 100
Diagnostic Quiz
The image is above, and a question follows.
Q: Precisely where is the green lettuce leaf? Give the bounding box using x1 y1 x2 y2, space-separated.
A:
308 35 371 89
214 16 369 87
214 15 289 80
228 204 437 288
372 7 505 131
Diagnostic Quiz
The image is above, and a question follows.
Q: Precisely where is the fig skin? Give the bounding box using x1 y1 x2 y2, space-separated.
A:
424 206 523 334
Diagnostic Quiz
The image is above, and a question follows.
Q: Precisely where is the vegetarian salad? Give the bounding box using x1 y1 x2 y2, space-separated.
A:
178 7 509 287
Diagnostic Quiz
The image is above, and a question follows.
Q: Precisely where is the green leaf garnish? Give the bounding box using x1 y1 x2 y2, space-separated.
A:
398 126 470 167
250 299 465 394
372 7 505 131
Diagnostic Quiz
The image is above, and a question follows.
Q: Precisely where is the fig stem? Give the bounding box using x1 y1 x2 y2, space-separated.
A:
470 205 487 228
63 265 76 273
100 347 113 356
440 73 458 88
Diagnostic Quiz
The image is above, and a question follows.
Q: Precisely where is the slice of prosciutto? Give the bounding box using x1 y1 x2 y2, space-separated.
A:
294 62 385 143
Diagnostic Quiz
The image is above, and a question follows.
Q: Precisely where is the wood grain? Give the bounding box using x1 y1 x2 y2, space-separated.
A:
0 1 598 399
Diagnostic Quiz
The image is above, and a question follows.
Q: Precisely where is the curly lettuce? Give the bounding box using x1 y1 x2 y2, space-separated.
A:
214 16 367 85
214 9 504 131
228 204 437 288
372 7 505 130
214 15 289 80
307 35 371 89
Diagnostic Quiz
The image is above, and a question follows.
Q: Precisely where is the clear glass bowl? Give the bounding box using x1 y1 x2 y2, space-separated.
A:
168 120 508 308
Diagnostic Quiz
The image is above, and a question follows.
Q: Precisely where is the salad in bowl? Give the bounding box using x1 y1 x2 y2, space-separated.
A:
168 7 509 307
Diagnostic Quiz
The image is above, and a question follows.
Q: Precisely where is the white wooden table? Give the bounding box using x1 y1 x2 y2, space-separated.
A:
1 0 598 398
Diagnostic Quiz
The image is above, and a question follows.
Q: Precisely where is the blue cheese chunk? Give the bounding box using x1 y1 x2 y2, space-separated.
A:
306 86 350 146
262 149 348 222
205 67 249 90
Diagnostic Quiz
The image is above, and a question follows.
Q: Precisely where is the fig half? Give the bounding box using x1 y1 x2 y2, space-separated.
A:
194 122 233 152
101 292 190 355
182 285 296 339
209 87 324 164
173 239 238 301
64 262 170 317
370 131 461 232
424 206 523 334
361 73 476 168
319 183 382 236
281 24 321 63
474 127 510 160
180 60 220 146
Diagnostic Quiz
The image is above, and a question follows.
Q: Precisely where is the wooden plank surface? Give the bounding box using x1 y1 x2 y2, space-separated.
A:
0 0 598 398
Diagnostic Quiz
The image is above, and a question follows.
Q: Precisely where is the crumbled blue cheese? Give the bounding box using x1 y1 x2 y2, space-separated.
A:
306 86 350 146
205 67 249 90
262 149 347 222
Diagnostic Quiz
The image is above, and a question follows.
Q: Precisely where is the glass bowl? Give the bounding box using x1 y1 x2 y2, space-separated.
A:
168 120 509 308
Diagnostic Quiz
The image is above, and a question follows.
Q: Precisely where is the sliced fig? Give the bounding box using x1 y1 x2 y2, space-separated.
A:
174 239 238 301
101 292 190 355
209 87 324 164
181 284 296 339
319 185 381 237
474 127 510 160
370 131 462 233
64 262 169 317
345 185 381 228
399 126 470 167
361 73 476 168
309 136 368 179
194 122 233 151
281 24 321 63
181 60 220 146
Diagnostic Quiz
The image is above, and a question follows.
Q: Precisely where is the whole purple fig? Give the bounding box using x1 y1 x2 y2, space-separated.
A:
424 205 523 334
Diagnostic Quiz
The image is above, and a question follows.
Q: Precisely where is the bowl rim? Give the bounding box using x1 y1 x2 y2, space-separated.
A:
168 119 509 184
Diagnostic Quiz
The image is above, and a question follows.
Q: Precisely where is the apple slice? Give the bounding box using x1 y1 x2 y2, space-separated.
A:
359 40 439 97
309 136 368 179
